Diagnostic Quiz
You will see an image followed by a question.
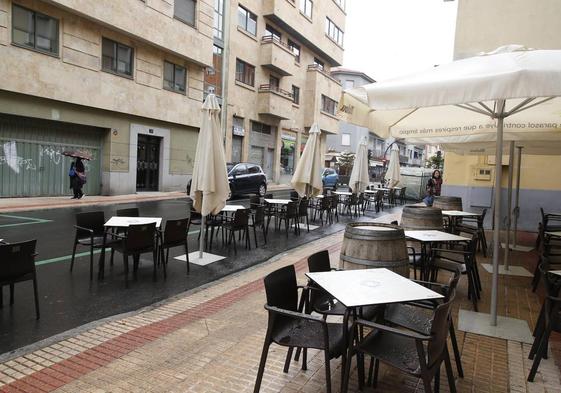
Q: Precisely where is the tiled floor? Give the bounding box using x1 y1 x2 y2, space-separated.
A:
0 217 559 393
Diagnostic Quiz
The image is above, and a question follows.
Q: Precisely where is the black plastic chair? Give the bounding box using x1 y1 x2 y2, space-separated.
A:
222 209 250 255
158 218 189 275
277 202 300 236
290 191 300 201
532 234 561 292
384 259 464 378
249 206 267 248
71 211 114 280
399 187 407 204
253 265 348 393
528 265 561 382
313 196 331 225
330 194 340 222
0 240 40 319
343 291 457 393
249 196 262 210
116 208 139 217
111 223 159 282
298 198 310 232
456 208 487 256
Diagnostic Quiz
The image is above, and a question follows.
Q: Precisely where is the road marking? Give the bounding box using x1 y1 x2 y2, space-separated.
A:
0 214 52 228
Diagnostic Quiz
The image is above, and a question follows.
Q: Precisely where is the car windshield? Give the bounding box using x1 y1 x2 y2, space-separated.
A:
227 164 235 173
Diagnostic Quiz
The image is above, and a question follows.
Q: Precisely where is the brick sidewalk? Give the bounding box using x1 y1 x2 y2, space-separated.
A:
0 214 559 393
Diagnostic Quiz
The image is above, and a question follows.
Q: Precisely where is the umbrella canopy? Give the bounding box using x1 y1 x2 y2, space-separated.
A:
190 94 229 216
291 124 323 198
62 150 92 160
349 138 370 193
339 46 561 326
384 144 401 188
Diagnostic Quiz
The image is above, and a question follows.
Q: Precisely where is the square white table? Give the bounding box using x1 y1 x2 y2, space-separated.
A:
363 189 379 194
405 230 471 243
306 268 443 308
334 191 352 196
221 205 245 212
264 198 292 205
104 216 162 228
442 210 480 217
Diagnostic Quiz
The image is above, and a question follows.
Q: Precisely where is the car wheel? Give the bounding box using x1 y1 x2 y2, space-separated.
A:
258 183 267 197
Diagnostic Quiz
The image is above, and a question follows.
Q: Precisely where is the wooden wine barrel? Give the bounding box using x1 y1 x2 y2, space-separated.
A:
339 222 409 277
433 196 463 211
401 205 444 230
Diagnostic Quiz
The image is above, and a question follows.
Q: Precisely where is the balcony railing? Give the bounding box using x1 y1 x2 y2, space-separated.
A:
258 84 294 100
307 64 342 85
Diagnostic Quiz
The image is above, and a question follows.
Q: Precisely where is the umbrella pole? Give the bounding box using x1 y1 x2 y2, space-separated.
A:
513 146 523 248
490 100 505 327
503 141 515 270
199 214 205 259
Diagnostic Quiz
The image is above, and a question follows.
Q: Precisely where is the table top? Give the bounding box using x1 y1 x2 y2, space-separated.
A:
550 270 561 276
546 231 561 238
306 268 443 308
334 191 352 196
442 210 481 217
104 216 162 228
405 230 471 243
363 189 379 194
221 205 245 212
264 198 292 205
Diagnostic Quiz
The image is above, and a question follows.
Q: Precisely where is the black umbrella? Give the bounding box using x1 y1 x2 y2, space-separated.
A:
62 150 92 160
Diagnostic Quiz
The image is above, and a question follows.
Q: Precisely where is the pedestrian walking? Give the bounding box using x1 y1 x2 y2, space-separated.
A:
423 169 442 206
69 158 86 199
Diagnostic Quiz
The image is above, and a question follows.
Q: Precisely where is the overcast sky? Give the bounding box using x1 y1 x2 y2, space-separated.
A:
343 0 458 81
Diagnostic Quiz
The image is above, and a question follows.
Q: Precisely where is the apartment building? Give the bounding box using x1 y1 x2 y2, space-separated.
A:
443 0 561 230
0 0 214 196
208 0 346 184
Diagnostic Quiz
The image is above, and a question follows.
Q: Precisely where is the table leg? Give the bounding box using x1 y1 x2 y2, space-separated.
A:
97 229 108 280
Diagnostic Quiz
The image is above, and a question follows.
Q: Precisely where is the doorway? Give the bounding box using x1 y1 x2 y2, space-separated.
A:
136 134 161 191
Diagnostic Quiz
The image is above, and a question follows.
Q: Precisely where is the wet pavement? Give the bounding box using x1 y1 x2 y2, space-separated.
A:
0 192 399 356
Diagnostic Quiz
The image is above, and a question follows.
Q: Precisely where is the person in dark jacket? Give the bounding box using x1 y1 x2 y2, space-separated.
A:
423 170 443 206
69 158 86 199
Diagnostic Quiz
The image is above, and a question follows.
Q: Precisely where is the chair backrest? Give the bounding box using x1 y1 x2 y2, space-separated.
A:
253 206 265 225
399 187 406 198
376 190 384 200
308 250 331 272
298 198 309 215
431 259 461 301
163 218 188 245
263 265 298 312
249 196 262 209
232 209 250 227
0 240 37 281
116 208 139 217
320 196 331 209
126 223 156 251
290 191 300 201
427 289 456 367
286 202 298 217
264 193 273 199
76 211 105 237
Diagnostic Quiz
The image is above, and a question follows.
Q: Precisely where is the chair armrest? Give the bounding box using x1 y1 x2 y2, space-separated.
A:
412 280 449 290
265 305 325 324
111 232 127 240
74 225 94 234
354 318 431 341
407 246 418 255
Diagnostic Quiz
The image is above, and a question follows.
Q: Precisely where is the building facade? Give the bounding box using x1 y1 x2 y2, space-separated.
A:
209 0 345 184
444 0 561 230
0 0 214 196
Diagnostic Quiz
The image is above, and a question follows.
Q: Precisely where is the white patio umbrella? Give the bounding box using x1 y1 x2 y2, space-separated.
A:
384 144 402 188
291 124 323 198
349 138 370 193
339 46 561 325
190 94 230 259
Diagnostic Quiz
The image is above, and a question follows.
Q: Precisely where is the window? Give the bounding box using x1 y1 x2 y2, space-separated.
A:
299 0 313 19
12 5 59 55
313 57 324 71
343 80 354 90
269 75 279 90
233 116 245 136
341 134 351 146
252 121 272 135
174 0 196 26
102 38 134 77
238 5 257 36
235 59 255 86
265 24 281 42
334 0 346 10
292 85 300 105
326 18 344 46
232 164 248 176
321 95 337 115
288 39 301 62
248 165 260 174
164 61 187 94
213 0 224 39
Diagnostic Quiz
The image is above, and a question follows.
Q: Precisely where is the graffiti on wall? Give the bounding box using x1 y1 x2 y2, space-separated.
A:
0 141 36 173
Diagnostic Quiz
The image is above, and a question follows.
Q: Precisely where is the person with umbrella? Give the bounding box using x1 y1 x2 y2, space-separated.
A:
64 151 90 199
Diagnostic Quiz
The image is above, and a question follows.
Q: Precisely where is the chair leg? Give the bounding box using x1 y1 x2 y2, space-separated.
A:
253 338 271 393
184 242 190 274
421 373 434 393
123 253 129 283
9 283 14 306
33 277 40 320
323 351 332 393
449 321 464 378
89 245 94 281
435 369 440 393
445 348 457 393
253 225 258 248
283 347 294 373
528 328 551 382
70 239 78 272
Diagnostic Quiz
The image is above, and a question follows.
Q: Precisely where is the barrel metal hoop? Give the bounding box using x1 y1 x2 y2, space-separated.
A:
340 254 409 267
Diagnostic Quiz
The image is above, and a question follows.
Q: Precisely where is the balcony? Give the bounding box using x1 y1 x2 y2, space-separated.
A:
262 0 344 66
304 65 342 134
257 85 294 120
307 64 342 98
260 36 297 76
